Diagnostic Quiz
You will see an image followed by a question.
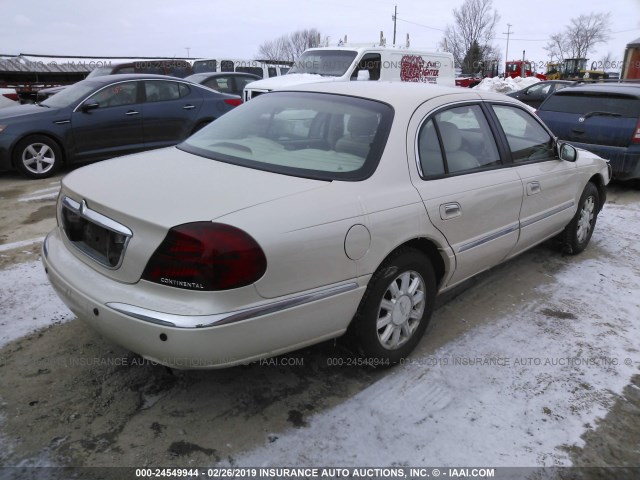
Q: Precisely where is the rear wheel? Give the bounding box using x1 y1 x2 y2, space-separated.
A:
13 135 62 179
351 248 436 366
562 182 599 254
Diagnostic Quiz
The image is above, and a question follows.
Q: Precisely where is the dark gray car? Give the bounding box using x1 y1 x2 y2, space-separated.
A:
0 74 242 179
184 72 261 97
507 80 574 108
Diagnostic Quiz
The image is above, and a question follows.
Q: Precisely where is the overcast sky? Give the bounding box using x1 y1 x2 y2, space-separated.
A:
3 0 639 71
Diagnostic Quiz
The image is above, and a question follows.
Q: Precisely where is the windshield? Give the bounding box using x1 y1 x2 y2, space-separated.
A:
180 91 393 181
41 81 100 108
289 50 358 77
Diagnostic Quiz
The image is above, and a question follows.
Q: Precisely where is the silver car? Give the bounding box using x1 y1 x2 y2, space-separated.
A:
42 81 611 369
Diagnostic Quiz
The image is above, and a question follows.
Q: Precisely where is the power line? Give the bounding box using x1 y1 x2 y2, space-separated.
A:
396 17 445 33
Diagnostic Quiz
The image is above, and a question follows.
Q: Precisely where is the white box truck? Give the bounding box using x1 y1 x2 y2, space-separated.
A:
243 42 455 101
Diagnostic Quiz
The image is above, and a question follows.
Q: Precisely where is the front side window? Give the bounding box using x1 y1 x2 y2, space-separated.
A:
417 104 501 176
85 82 138 108
491 105 555 163
180 91 393 181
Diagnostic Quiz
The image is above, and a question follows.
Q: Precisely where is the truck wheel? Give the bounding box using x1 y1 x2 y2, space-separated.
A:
13 135 62 179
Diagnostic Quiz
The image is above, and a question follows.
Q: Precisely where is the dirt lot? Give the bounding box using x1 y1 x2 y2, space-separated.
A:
0 171 638 476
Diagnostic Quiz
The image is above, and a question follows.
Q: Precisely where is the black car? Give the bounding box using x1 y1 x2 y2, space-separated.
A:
507 80 574 108
184 72 261 97
0 74 242 179
537 83 640 181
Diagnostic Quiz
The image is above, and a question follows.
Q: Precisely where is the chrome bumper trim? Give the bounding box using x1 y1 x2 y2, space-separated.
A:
106 282 359 329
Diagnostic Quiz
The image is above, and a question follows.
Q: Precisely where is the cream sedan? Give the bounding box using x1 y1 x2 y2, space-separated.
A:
42 81 611 369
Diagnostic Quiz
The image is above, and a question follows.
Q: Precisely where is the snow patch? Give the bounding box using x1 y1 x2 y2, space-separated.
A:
474 76 541 94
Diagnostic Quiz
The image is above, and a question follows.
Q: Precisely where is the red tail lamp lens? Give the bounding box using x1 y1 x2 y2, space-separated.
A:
142 222 266 291
224 98 243 107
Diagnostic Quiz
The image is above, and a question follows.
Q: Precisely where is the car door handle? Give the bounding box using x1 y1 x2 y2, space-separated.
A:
440 202 462 220
183 105 196 110
527 181 541 195
125 110 140 116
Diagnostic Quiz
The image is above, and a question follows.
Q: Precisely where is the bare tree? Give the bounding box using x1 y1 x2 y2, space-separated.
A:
544 12 612 62
441 0 500 73
257 29 323 62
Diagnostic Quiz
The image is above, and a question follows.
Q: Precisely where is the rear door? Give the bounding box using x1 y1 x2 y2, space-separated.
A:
141 80 203 148
408 101 523 287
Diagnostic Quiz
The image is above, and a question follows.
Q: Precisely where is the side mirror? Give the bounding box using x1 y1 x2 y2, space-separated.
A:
356 70 371 81
558 142 577 162
80 102 100 112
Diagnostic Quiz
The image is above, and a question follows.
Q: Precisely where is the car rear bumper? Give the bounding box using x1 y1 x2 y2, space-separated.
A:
568 142 640 181
42 228 367 369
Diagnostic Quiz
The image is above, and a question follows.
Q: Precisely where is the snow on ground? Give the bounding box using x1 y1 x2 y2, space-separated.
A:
0 201 638 467
474 76 540 94
0 260 73 348
226 202 640 467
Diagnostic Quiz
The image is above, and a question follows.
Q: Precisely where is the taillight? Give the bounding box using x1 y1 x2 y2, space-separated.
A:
142 222 266 291
632 119 640 144
224 98 243 107
2 93 19 101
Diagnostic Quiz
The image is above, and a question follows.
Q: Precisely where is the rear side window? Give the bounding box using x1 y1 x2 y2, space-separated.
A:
144 81 186 102
417 104 501 176
541 93 640 118
236 66 263 77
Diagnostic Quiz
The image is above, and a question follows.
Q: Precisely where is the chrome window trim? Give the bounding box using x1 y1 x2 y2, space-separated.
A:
414 100 502 179
60 195 133 269
106 282 359 329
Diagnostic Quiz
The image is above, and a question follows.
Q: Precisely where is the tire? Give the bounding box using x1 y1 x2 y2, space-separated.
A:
562 182 599 255
13 135 62 179
350 248 436 366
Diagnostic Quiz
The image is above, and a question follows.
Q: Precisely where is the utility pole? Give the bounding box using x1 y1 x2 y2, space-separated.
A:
392 5 397 46
185 47 191 58
502 24 513 71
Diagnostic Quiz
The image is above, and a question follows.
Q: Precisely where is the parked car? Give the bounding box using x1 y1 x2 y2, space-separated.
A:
184 72 260 97
87 60 193 78
36 85 66 102
0 87 19 108
506 80 574 108
42 81 610 369
537 83 640 180
0 74 242 179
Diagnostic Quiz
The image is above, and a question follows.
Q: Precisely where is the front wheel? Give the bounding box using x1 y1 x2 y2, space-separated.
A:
562 182 599 254
13 135 62 179
350 248 436 366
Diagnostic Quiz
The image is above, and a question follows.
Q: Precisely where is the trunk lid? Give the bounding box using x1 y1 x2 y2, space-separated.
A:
60 146 325 283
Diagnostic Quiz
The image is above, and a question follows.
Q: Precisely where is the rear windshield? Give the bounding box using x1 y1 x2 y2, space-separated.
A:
179 91 393 181
540 92 640 118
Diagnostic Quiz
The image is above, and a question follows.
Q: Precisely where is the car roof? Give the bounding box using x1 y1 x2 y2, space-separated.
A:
554 82 640 97
279 80 516 106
